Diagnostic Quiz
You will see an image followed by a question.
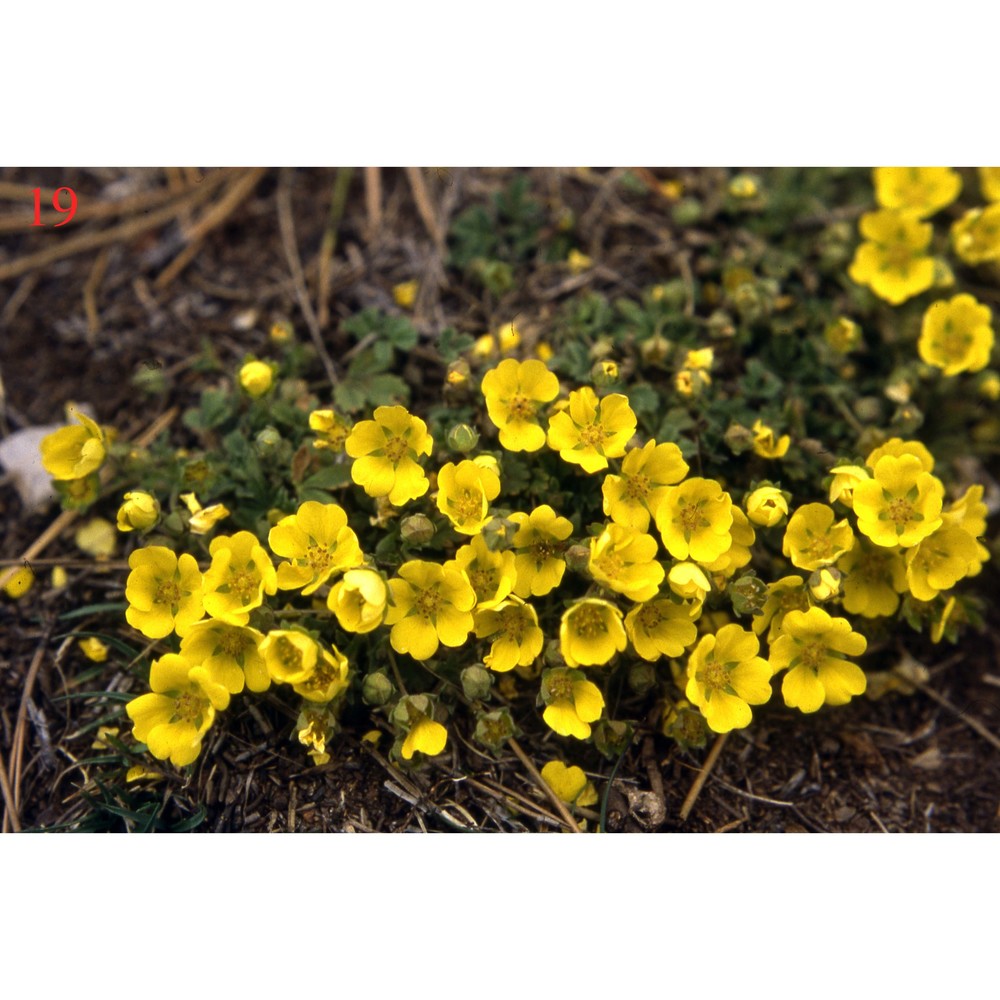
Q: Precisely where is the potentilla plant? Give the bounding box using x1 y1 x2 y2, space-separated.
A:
33 166 997 815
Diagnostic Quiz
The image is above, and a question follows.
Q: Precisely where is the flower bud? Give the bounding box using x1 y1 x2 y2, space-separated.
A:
593 718 634 760
824 317 862 354
672 197 703 226
446 359 471 387
808 567 842 602
567 249 592 274
116 491 160 532
474 708 517 752
728 573 768 617
564 543 591 574
461 665 493 701
543 640 567 669
724 422 755 455
255 426 282 452
977 371 1000 401
393 280 418 310
728 174 759 199
744 486 788 527
239 360 273 398
400 513 435 546
3 565 35 600
362 671 395 707
481 514 517 551
627 661 657 696
591 359 620 387
640 333 672 367
650 279 687 309
856 396 886 421
891 403 924 435
447 423 480 453
707 310 736 339
269 319 294 343
661 702 708 750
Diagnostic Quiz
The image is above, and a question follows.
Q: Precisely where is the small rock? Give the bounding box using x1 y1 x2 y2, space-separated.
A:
0 425 60 512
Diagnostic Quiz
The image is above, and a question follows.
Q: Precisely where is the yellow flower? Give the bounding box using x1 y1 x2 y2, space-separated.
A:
475 597 544 672
751 419 790 459
667 561 711 604
270 319 294 343
685 625 772 733
625 598 698 661
684 348 714 371
268 501 363 594
510 505 574 597
940 484 990 574
392 694 448 760
588 524 664 603
239 360 273 397
447 534 517 610
745 486 788 527
126 653 231 766
540 668 605 740
728 175 759 199
602 440 688 532
751 575 810 642
472 322 522 359
540 760 598 807
309 409 352 452
292 646 350 703
559 598 627 667
384 560 476 660
79 637 109 662
179 492 230 534
40 407 106 481
116 491 159 532
828 464 871 508
852 455 944 548
864 437 934 473
951 204 1000 265
180 619 268 693
848 209 935 305
261 629 318 685
327 567 389 633
782 503 855 571
392 279 418 309
125 546 205 639
483 359 560 449
75 518 117 559
837 540 907 618
872 167 961 218
904 527 981 601
979 168 1000 202
918 294 994 376
345 405 434 506
436 459 501 535
567 249 592 274
546 387 637 473
770 608 867 713
202 531 278 625
3 566 34 599
655 477 734 564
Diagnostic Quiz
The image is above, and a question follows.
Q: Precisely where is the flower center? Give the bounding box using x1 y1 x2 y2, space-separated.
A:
382 436 408 464
507 395 535 420
154 580 182 607
276 636 303 673
572 606 607 639
886 497 915 526
469 567 498 599
451 489 484 524
676 500 707 536
229 568 259 603
530 540 555 565
305 544 333 573
173 689 203 725
622 474 651 503
700 658 730 693
300 656 337 695
547 674 574 701
637 604 663 630
800 640 826 671
579 423 605 448
218 628 249 656
502 608 526 643
594 551 625 580
415 588 442 620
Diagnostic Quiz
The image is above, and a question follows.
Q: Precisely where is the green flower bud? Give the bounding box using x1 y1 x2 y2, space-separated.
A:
671 197 703 227
446 423 480 453
728 573 768 618
593 718 634 760
474 708 517 752
543 641 567 670
627 661 657 696
400 513 435 546
855 396 885 422
564 543 591 574
590 359 620 387
640 333 673 367
481 514 517 551
255 426 282 452
650 279 688 310
461 665 493 702
362 671 395 707
724 422 755 455
661 703 708 750
891 403 924 435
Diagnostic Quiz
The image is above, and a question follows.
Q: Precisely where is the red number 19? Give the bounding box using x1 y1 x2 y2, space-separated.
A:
31 187 78 228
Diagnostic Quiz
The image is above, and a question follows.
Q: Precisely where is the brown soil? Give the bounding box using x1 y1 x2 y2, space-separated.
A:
2 167 998 833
